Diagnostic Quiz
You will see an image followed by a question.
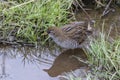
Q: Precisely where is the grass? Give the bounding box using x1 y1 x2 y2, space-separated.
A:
65 35 120 80
0 0 120 79
86 33 120 80
0 0 120 80
64 22 120 80
0 0 73 45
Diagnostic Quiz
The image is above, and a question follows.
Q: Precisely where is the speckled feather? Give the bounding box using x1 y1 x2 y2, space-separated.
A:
47 21 93 49
61 22 92 45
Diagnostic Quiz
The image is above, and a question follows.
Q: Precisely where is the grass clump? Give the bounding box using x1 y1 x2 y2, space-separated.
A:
86 32 120 80
65 32 120 80
0 0 73 45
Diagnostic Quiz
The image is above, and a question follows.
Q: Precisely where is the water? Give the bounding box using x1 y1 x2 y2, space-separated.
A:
43 48 88 77
0 45 88 80
0 46 57 80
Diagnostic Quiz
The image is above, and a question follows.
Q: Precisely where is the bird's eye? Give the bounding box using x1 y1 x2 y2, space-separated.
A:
47 30 50 34
47 30 54 34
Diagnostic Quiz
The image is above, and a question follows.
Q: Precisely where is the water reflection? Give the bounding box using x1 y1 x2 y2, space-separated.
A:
0 45 60 80
0 45 89 80
0 52 9 79
44 48 88 77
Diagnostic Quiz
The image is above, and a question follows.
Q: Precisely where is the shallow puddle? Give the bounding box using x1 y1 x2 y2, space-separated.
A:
0 46 57 80
0 45 88 80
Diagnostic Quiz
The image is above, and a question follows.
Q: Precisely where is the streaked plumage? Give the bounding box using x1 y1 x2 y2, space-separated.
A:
47 21 93 49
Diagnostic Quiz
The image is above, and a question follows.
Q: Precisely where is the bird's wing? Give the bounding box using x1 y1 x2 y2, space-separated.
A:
61 22 92 44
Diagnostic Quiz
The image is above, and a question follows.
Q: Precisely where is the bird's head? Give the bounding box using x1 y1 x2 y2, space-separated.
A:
47 27 63 38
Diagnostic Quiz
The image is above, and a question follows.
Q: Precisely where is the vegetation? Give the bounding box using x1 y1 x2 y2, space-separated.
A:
65 23 120 80
64 0 120 79
0 0 120 80
86 34 120 80
0 0 73 45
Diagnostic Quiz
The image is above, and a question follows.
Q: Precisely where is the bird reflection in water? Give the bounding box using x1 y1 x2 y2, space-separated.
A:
43 48 88 77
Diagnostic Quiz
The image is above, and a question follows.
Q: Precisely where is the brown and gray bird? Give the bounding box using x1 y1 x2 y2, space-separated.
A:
47 21 93 49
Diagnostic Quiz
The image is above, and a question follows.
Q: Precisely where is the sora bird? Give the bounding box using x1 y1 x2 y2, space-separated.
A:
47 21 93 49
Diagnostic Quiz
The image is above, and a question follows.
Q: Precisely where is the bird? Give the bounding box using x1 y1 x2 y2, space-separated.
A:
47 21 93 49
